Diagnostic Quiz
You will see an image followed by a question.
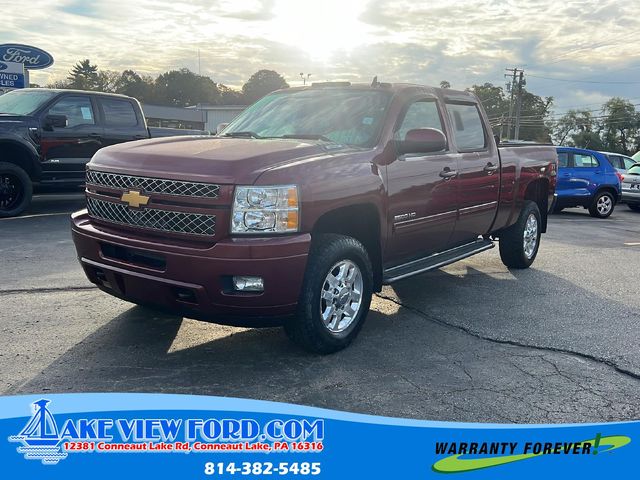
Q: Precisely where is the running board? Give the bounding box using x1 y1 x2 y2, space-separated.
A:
383 239 494 283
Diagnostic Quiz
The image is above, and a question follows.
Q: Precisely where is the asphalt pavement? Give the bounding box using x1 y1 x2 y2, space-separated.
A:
1 193 639 423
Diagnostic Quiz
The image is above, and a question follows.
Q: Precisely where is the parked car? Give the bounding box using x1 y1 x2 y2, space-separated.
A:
0 88 208 217
554 147 622 218
621 162 640 211
600 151 637 174
71 81 557 353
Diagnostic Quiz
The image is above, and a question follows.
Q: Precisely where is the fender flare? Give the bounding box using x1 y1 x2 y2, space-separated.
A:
0 134 41 180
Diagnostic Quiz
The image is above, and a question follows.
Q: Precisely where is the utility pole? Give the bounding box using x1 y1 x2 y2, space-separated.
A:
504 67 525 140
514 70 525 140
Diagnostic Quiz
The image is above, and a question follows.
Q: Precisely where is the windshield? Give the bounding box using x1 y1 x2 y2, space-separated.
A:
223 88 392 147
0 90 57 115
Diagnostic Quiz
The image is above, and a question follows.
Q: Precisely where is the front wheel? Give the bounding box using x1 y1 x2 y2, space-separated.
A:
498 201 542 269
0 162 32 218
589 191 615 218
285 234 373 354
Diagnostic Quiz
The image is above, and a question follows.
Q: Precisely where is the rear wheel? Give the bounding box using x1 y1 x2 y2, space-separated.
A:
628 203 640 212
285 234 373 354
588 191 615 218
499 201 541 269
0 162 32 218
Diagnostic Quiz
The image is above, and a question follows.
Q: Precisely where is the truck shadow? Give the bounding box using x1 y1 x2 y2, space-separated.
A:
11 261 640 422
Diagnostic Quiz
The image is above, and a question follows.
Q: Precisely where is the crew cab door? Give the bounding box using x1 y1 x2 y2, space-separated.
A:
385 97 458 264
445 101 500 245
96 96 148 148
39 94 103 184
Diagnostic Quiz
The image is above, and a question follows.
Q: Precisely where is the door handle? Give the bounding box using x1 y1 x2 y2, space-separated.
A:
439 168 458 179
88 133 101 138
484 162 499 174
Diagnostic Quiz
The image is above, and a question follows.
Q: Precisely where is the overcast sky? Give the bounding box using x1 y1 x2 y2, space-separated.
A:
5 0 640 114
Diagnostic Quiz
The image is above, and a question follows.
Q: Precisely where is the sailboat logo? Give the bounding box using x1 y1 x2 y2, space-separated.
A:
9 399 68 464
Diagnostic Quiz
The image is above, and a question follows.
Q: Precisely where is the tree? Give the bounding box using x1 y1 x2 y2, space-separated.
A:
601 97 638 154
553 109 597 146
96 70 120 93
439 80 451 89
154 68 220 107
114 70 157 103
467 83 552 142
241 70 288 104
67 59 99 90
218 84 243 104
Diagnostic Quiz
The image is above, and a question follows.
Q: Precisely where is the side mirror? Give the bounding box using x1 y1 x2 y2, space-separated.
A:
395 128 447 155
44 114 68 130
216 123 229 135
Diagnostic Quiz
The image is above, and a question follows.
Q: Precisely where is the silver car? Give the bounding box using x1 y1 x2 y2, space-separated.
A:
622 163 640 212
600 151 637 174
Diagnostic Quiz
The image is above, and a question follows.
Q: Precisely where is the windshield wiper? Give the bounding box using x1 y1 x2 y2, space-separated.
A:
223 131 262 138
278 134 335 142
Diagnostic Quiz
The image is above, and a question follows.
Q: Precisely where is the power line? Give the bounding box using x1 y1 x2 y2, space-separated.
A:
527 74 640 85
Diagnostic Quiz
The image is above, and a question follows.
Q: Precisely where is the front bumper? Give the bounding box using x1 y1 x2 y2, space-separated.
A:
71 210 310 325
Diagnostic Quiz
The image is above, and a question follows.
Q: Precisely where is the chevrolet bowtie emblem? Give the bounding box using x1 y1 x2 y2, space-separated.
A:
121 190 150 208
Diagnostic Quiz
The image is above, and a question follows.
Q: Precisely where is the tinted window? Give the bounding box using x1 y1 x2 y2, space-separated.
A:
628 165 640 175
607 155 624 169
446 103 486 150
573 153 599 168
48 96 95 128
100 98 138 127
397 100 444 141
557 152 569 167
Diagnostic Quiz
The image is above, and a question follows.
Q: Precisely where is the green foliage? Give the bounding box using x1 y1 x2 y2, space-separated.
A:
241 69 289 104
553 98 640 154
47 60 292 108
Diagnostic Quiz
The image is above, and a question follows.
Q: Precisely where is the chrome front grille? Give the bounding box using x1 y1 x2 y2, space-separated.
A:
86 170 220 198
86 197 216 236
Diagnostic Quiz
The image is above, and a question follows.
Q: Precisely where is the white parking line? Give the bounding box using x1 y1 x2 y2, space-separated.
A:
0 212 70 221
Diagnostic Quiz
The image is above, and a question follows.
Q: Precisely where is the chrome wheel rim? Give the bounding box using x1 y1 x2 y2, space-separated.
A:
597 195 612 215
523 213 538 259
320 260 363 333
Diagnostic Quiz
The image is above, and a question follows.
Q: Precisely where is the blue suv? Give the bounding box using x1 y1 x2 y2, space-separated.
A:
555 147 622 218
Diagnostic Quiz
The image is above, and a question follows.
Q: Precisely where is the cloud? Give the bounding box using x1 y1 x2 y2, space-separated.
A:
5 0 640 112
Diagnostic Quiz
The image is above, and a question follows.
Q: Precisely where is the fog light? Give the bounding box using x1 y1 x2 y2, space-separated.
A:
232 276 264 292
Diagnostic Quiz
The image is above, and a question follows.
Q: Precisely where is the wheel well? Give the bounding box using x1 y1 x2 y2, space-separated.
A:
524 178 550 233
0 142 37 180
594 186 618 200
312 204 383 291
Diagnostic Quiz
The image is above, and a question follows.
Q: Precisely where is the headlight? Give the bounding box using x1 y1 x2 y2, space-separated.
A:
231 185 299 234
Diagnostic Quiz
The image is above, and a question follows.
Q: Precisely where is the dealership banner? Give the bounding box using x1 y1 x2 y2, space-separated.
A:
1 393 636 478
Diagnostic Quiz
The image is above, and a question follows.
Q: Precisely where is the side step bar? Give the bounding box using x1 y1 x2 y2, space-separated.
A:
383 239 494 283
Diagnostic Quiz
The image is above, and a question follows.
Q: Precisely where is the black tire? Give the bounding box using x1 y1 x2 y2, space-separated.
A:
285 234 373 354
0 162 32 218
499 201 541 269
552 205 563 214
588 191 615 218
628 203 640 212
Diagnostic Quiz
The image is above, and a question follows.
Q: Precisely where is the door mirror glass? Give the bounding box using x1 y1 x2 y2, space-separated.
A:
396 128 447 155
43 114 68 130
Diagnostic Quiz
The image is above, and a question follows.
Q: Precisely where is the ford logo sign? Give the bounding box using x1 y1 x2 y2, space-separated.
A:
0 62 7 71
0 44 54 70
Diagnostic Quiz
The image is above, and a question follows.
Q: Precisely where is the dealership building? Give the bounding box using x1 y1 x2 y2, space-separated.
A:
141 104 246 133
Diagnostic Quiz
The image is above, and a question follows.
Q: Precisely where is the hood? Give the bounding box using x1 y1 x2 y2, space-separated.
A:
89 136 350 185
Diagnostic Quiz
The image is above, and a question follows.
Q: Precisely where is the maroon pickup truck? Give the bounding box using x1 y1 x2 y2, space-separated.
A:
71 82 557 353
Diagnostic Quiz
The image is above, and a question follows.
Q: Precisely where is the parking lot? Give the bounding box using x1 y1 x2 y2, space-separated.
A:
1 192 639 424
